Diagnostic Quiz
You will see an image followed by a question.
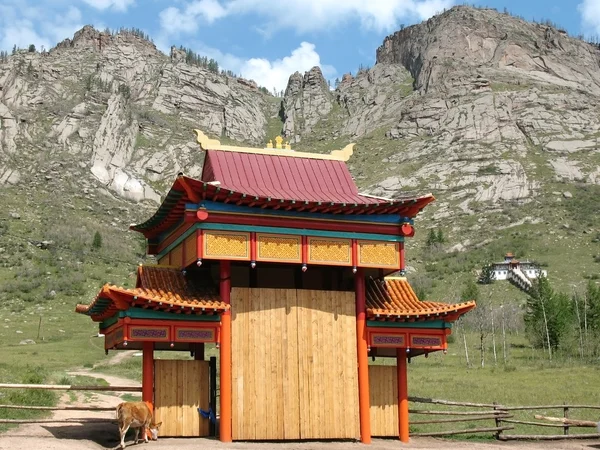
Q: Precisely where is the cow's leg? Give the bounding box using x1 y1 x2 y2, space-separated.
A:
119 422 131 449
133 427 140 444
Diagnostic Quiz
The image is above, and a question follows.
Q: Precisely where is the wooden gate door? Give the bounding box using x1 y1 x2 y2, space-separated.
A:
154 360 210 437
231 288 359 440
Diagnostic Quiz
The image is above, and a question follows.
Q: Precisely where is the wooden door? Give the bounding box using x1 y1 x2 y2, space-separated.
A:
231 288 359 440
369 365 398 437
154 359 210 437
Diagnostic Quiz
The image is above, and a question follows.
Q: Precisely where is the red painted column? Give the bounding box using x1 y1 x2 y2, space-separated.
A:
142 341 154 404
219 260 232 442
355 268 371 444
397 348 409 443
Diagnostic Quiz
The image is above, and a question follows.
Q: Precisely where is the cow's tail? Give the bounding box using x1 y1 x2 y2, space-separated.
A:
116 403 123 421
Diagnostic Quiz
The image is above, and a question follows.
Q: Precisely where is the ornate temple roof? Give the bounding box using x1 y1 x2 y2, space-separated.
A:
366 277 476 322
131 131 435 238
75 265 227 322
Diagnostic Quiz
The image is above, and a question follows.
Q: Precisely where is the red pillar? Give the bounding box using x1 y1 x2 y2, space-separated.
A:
355 268 371 444
397 348 409 443
219 260 232 442
142 342 154 404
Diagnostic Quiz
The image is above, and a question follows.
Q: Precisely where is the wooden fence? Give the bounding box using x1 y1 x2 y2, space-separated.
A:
408 396 600 441
1 383 599 441
0 382 140 425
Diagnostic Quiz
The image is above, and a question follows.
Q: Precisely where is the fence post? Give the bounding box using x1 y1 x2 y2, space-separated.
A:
493 402 502 440
563 403 569 436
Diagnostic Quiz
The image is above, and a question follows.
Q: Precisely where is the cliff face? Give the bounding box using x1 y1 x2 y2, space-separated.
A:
376 6 600 96
279 6 600 227
0 26 271 203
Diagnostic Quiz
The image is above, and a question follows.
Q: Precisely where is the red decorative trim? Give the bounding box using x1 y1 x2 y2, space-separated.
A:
175 327 216 342
409 334 445 349
351 239 358 268
301 235 308 265
196 229 204 260
177 176 201 203
129 326 170 341
250 232 257 262
369 332 407 348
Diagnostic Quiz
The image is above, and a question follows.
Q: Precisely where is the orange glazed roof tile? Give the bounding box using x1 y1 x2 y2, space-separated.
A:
366 277 476 322
76 265 227 322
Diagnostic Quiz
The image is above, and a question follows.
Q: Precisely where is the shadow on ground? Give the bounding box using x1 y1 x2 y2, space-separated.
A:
42 422 121 449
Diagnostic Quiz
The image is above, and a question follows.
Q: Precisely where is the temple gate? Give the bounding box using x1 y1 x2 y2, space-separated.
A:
76 130 475 443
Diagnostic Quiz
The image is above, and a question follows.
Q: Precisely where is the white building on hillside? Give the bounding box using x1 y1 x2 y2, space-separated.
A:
489 253 548 292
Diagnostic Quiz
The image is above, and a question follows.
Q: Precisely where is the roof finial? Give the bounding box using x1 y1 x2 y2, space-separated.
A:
275 136 283 149
266 139 273 148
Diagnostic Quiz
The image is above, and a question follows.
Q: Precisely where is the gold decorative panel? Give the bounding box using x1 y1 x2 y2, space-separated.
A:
204 231 250 260
184 234 197 266
257 233 301 263
358 240 399 268
308 237 351 266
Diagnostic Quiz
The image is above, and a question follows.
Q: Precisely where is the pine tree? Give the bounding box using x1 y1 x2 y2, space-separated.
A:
478 264 495 284
92 231 103 250
525 276 571 355
436 229 445 244
426 228 437 247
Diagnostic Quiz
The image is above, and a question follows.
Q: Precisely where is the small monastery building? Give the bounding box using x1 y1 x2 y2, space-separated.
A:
76 131 475 443
490 253 548 291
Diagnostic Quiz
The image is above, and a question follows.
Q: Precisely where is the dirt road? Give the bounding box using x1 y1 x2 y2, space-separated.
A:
1 365 598 450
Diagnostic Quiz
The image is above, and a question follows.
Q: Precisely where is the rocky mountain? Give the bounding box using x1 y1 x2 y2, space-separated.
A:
0 26 274 204
0 5 598 305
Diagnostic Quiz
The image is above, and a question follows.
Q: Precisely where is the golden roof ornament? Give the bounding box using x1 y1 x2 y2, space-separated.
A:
275 136 283 149
193 129 353 161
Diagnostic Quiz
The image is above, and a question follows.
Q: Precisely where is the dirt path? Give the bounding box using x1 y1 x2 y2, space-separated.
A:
1 357 599 449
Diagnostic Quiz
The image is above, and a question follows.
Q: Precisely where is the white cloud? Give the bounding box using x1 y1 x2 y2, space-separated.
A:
241 42 335 93
82 0 135 12
160 0 227 36
578 0 600 34
0 2 84 52
187 41 335 93
159 0 455 36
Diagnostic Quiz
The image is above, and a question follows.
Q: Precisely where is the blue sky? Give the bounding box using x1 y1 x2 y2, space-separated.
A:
1 0 599 92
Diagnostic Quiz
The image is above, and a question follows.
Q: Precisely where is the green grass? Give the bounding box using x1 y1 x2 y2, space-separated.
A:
373 332 600 437
0 365 58 432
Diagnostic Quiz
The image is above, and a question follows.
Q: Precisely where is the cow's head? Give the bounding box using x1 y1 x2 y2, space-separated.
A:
147 422 162 440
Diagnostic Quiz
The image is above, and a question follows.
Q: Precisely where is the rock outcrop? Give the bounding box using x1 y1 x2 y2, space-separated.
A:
281 66 333 142
0 26 270 202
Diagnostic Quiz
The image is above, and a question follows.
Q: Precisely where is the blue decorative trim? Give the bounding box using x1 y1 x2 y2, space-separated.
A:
198 223 403 241
194 200 414 225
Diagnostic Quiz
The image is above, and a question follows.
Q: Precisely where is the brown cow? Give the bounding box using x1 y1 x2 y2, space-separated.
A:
115 401 162 449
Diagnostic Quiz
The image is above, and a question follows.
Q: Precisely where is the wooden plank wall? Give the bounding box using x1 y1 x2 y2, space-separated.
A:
183 234 197 267
231 288 359 441
369 365 398 437
170 244 183 269
154 360 210 437
296 289 359 439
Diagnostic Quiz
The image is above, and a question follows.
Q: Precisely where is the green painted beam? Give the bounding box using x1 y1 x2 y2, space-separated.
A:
367 320 451 329
118 309 221 322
